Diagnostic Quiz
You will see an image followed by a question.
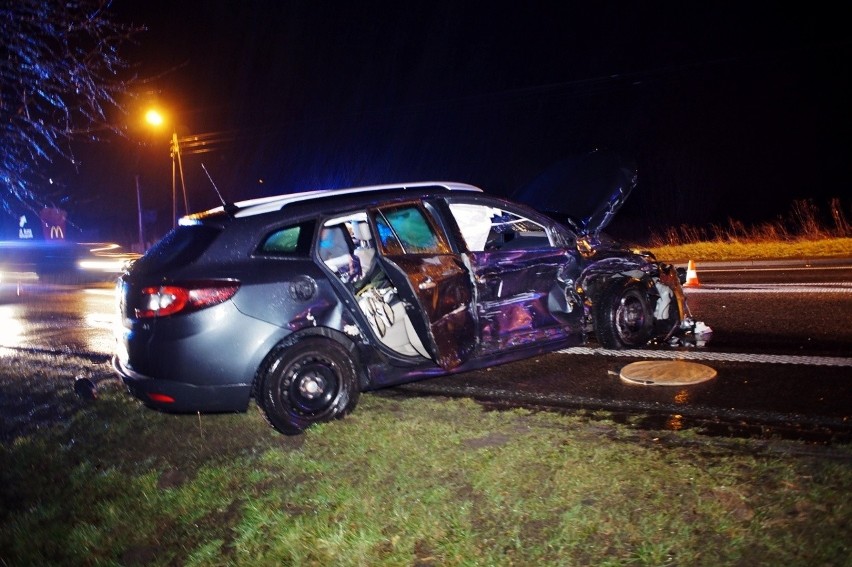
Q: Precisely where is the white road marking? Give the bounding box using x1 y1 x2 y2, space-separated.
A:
701 266 852 273
684 282 852 294
557 347 852 367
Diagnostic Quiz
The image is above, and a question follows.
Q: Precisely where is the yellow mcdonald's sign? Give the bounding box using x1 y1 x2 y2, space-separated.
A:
40 207 67 239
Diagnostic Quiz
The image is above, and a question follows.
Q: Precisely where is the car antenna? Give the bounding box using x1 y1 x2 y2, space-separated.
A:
201 163 239 217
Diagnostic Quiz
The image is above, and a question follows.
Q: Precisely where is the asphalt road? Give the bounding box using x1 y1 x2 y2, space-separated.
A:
400 262 852 441
2 262 851 441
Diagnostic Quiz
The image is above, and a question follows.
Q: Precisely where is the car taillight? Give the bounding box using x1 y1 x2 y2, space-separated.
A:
147 393 175 404
134 282 240 318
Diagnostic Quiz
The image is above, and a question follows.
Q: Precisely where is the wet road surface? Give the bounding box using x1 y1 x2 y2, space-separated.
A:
398 263 852 441
2 262 851 441
0 278 117 356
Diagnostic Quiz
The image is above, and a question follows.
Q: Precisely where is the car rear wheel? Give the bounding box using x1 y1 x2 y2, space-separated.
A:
594 280 654 349
257 337 360 435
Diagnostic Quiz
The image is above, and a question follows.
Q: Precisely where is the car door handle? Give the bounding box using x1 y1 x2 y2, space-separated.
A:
418 277 436 290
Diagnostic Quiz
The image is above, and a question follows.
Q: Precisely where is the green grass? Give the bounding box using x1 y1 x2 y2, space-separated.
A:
1 354 851 566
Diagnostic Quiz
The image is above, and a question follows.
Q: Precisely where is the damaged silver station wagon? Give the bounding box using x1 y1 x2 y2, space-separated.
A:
114 157 700 434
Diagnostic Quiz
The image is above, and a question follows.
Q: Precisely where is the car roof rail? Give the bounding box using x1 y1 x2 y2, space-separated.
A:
183 181 483 222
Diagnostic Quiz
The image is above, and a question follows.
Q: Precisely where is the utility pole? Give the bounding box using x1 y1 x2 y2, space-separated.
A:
170 131 188 228
135 174 145 252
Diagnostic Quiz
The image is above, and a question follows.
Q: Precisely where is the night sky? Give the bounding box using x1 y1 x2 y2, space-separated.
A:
48 1 852 243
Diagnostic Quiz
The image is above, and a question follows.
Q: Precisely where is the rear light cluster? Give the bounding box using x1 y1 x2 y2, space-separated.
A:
135 281 240 318
147 393 175 404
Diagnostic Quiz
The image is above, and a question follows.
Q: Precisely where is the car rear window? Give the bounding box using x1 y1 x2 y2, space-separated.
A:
129 225 221 275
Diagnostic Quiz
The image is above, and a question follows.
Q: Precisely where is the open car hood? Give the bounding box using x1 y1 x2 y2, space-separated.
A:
511 150 637 236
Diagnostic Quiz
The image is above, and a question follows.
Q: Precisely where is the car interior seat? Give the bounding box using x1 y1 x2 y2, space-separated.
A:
319 225 359 282
352 220 376 281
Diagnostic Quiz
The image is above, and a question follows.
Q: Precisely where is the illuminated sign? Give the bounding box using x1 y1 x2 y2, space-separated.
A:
39 207 67 240
18 215 33 239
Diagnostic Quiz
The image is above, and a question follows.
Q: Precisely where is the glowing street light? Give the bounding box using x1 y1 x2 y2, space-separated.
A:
143 107 187 230
135 108 169 250
145 109 164 128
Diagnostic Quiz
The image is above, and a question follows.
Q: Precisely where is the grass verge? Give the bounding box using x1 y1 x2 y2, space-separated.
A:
644 198 852 262
1 353 851 566
647 237 852 263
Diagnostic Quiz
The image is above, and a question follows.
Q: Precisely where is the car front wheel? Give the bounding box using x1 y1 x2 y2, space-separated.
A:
257 337 360 435
594 280 654 349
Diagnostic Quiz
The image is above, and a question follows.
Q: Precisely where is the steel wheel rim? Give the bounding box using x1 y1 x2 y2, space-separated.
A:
616 293 647 343
284 358 339 415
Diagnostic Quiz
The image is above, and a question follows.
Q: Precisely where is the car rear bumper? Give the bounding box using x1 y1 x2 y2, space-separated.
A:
113 355 252 413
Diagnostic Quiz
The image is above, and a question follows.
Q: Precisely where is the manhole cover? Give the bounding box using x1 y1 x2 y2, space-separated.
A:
619 360 717 386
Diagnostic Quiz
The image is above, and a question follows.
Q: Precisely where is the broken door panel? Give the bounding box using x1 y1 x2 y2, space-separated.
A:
369 203 476 369
466 248 583 354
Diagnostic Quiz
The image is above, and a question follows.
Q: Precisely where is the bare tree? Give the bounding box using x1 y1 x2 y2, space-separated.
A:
0 0 139 211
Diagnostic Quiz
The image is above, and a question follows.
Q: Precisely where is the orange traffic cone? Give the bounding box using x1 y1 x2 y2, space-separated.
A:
683 259 701 288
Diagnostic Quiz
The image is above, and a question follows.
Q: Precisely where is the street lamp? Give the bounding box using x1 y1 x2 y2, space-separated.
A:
144 109 164 128
132 109 166 251
144 108 187 230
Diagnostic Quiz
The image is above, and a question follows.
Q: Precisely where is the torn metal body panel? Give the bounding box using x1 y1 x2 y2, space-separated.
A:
576 251 690 343
465 248 583 354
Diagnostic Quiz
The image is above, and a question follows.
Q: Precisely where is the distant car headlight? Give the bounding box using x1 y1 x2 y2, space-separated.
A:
78 258 126 273
78 254 141 274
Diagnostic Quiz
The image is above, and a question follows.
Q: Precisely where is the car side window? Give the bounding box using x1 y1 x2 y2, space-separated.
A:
447 202 553 252
375 204 449 255
259 221 314 256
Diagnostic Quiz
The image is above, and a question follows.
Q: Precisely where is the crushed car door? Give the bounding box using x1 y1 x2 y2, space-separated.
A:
446 200 584 355
368 202 476 370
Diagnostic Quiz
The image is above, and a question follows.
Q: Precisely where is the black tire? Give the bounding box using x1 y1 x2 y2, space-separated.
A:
257 337 360 435
594 280 654 349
